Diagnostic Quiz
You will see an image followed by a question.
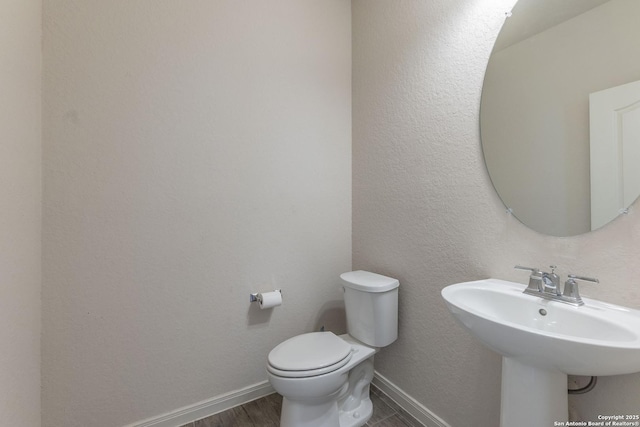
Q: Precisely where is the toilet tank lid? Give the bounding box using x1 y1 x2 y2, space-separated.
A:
340 270 399 293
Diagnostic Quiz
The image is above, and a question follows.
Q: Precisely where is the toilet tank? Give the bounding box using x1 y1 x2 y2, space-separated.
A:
340 271 399 347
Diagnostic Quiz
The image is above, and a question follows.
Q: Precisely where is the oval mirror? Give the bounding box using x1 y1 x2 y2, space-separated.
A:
480 0 640 237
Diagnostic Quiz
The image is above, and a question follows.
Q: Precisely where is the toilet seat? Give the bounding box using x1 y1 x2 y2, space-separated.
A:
267 332 353 378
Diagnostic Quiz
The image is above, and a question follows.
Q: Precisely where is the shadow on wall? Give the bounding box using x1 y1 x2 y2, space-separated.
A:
314 300 346 334
247 302 275 326
246 299 346 333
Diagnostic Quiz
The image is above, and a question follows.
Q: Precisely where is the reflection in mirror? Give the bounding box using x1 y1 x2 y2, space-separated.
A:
481 0 640 237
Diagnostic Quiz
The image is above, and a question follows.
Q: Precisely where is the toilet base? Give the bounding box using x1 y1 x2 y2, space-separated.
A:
278 357 375 427
279 390 373 427
338 392 373 427
280 396 341 427
337 357 374 427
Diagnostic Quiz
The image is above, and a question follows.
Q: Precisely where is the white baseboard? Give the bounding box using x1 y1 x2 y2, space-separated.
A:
123 381 275 427
124 372 447 427
372 371 451 427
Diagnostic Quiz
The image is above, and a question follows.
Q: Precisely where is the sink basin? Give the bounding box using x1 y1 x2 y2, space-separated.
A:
442 278 640 427
442 278 640 376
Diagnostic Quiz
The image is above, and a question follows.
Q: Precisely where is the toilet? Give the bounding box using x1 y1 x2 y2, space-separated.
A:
266 270 399 427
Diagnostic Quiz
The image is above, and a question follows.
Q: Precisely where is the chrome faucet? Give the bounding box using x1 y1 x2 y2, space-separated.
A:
541 265 560 295
514 265 598 306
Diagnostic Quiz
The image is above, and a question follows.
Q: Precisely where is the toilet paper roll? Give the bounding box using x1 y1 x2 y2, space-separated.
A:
258 291 282 310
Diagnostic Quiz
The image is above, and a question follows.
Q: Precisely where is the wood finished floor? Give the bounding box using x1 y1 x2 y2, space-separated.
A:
179 385 424 427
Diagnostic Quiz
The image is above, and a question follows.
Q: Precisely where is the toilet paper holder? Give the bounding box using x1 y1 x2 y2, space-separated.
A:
250 289 282 303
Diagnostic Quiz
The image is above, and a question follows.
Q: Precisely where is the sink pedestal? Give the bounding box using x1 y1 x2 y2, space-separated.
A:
501 358 567 427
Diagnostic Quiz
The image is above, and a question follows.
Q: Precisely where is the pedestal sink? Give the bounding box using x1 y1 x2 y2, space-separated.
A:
441 279 640 427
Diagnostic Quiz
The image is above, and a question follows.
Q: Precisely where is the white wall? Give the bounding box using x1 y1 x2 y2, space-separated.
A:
482 0 640 236
0 1 42 425
42 1 351 426
353 0 640 425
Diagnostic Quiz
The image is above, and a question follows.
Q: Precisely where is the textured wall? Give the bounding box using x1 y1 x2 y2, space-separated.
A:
352 0 640 425
0 1 42 426
42 1 351 426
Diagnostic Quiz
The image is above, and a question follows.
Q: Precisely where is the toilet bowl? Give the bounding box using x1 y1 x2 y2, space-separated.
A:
267 333 376 427
267 271 399 427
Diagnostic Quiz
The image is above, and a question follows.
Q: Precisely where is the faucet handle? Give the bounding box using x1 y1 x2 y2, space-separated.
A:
514 265 543 292
563 274 599 302
514 265 540 273
567 274 599 284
